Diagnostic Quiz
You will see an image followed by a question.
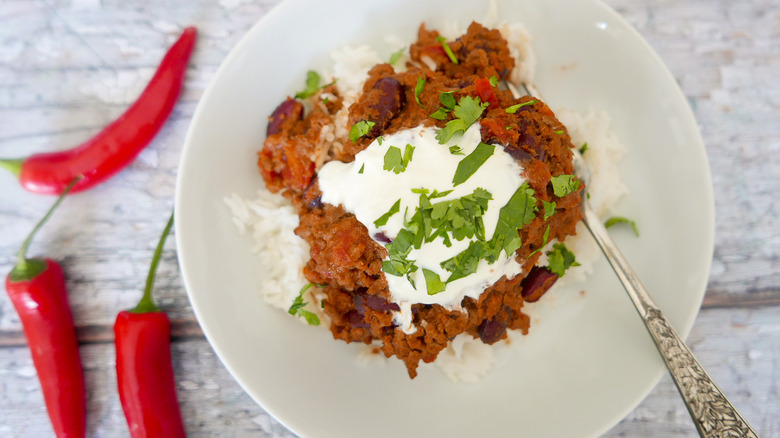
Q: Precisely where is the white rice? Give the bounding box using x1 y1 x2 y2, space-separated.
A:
225 20 627 381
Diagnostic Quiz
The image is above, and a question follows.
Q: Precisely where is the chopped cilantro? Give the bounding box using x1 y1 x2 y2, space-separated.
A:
349 120 375 143
383 147 403 173
546 243 580 277
374 199 401 227
550 174 580 197
383 144 415 174
389 47 405 65
383 229 418 277
415 75 426 108
440 92 456 109
441 240 486 282
295 70 322 99
435 35 458 64
430 92 457 120
430 108 448 120
484 183 537 262
288 283 321 326
530 225 551 256
579 142 589 154
605 216 640 236
554 129 565 135
489 75 498 87
452 142 495 186
449 145 465 155
411 188 430 195
377 136 384 145
422 269 446 295
505 100 537 114
429 189 454 199
543 200 557 220
358 163 365 174
435 96 488 144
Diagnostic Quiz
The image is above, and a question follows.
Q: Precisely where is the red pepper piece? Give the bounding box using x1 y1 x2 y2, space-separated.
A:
475 77 500 108
5 178 85 438
114 213 186 438
0 27 197 195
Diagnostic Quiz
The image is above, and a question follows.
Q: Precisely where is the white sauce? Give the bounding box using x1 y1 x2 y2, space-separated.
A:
317 123 526 332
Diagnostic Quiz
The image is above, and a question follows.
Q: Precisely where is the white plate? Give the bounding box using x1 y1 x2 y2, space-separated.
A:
175 0 714 436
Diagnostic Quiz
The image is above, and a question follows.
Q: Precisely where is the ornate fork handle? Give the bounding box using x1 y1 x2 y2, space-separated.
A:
582 207 758 437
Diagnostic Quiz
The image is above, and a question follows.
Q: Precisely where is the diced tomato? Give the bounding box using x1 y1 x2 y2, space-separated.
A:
480 118 510 145
475 78 500 108
280 143 315 192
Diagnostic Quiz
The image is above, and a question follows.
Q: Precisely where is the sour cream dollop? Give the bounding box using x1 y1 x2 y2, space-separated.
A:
318 123 526 332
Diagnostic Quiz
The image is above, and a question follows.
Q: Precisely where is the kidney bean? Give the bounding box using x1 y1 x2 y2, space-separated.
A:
267 98 303 136
477 316 507 344
373 232 391 244
521 266 559 302
346 310 370 329
366 77 405 137
365 293 400 313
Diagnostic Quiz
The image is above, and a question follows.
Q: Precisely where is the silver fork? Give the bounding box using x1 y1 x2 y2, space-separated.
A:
505 81 758 438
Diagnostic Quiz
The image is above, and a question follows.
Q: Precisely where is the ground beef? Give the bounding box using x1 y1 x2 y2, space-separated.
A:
258 21 584 378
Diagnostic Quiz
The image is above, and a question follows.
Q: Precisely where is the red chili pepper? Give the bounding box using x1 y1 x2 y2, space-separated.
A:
0 27 197 195
475 77 500 108
114 213 186 438
5 177 85 438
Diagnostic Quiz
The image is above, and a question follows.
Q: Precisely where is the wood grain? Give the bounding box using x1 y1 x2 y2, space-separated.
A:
0 0 777 437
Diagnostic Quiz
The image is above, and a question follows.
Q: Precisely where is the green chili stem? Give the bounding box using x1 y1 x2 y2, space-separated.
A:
0 159 23 179
15 176 82 267
131 212 174 314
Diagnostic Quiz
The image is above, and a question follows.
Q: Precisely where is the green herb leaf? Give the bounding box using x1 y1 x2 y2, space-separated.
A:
452 142 495 186
411 188 430 195
429 189 454 199
415 75 426 108
605 216 640 237
349 120 376 143
358 163 365 174
489 75 498 87
377 136 384 145
422 269 446 295
430 108 448 120
543 200 557 220
440 92 456 109
389 47 405 65
383 229 418 277
554 129 565 135
288 283 321 326
550 174 580 197
546 243 580 277
449 145 465 155
435 35 459 64
384 146 404 173
295 71 322 99
505 99 537 114
441 240 486 282
579 142 588 154
374 199 401 227
406 273 417 289
403 144 415 167
530 225 551 256
484 183 537 262
436 96 488 144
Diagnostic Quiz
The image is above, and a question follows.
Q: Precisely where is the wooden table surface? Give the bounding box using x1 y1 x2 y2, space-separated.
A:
1 0 777 436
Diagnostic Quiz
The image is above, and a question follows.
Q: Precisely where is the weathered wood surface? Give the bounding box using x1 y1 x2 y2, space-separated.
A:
0 0 777 436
